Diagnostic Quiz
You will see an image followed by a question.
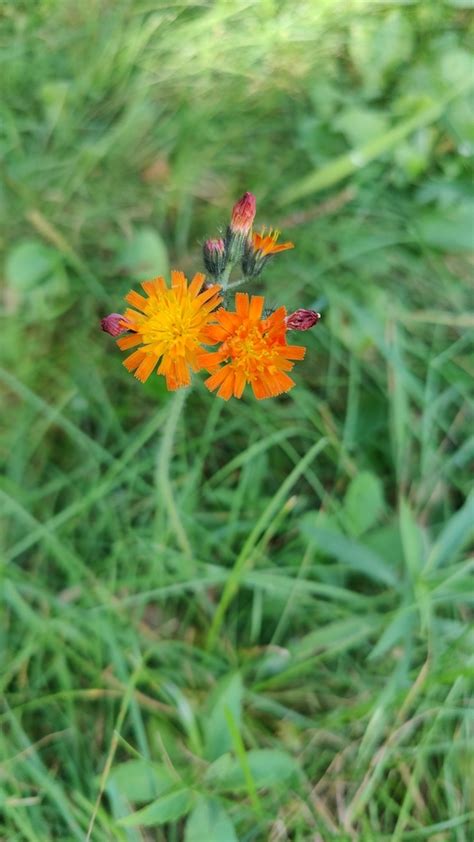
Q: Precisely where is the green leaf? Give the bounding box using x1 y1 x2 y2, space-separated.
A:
440 49 473 87
349 11 413 98
116 227 169 279
184 797 238 842
205 749 300 792
302 520 397 585
4 239 71 321
291 616 382 661
334 108 388 147
107 760 175 803
417 200 474 253
369 606 417 660
118 789 194 828
399 496 424 580
5 239 58 292
344 472 385 536
428 493 474 569
203 672 243 761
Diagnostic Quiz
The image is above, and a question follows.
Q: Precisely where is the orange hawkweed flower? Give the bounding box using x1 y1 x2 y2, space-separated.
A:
242 228 294 278
117 271 222 390
252 228 294 256
199 292 306 401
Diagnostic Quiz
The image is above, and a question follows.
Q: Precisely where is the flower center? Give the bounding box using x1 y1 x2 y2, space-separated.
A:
141 297 197 354
223 324 278 379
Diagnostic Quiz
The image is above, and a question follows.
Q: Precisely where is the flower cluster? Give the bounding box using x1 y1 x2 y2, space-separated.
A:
101 192 320 400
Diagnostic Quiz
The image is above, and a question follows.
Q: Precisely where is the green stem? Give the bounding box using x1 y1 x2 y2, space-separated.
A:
226 277 247 290
217 262 233 291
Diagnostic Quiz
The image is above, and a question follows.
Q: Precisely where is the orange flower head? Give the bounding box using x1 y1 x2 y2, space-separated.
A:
252 228 294 256
117 271 222 390
199 292 306 401
242 228 294 278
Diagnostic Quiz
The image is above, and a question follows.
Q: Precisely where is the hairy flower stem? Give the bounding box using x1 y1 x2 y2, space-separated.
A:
217 262 233 291
226 277 247 290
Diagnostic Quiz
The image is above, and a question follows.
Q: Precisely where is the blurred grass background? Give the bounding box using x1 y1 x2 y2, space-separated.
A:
1 1 473 840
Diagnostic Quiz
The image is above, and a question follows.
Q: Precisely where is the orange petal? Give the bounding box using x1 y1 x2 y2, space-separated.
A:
271 242 294 253
205 367 229 393
125 290 148 312
217 370 235 400
195 284 222 306
174 355 190 385
215 309 240 331
283 345 306 360
252 378 268 400
252 372 295 399
202 324 230 343
267 307 287 329
249 295 264 320
141 279 164 297
198 350 226 370
153 276 167 293
123 349 146 373
171 270 186 289
117 333 143 350
235 292 249 317
122 308 144 327
234 370 246 398
135 354 158 382
188 272 205 297
270 372 295 394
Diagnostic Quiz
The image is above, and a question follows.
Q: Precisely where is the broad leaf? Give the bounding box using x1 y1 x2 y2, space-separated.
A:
205 749 300 792
302 520 397 585
116 227 169 279
107 760 175 803
118 789 193 828
184 797 238 842
344 472 385 536
203 672 243 761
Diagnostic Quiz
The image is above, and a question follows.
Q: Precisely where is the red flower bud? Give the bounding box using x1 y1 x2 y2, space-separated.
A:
100 313 128 336
230 192 256 235
286 309 321 331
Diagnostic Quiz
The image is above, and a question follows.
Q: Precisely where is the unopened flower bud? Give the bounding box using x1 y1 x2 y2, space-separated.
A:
101 313 128 336
285 309 321 331
230 192 256 235
225 192 257 265
203 238 226 279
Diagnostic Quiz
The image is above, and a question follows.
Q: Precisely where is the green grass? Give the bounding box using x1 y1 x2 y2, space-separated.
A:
1 1 473 840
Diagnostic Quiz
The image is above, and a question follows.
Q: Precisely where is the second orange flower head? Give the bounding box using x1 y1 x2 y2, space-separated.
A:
199 292 306 400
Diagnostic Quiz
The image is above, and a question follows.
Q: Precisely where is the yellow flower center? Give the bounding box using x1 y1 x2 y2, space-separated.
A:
141 296 199 356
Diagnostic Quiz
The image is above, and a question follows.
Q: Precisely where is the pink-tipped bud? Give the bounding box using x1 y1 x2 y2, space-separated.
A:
101 313 127 336
206 238 225 255
286 309 321 331
230 192 256 235
203 238 226 278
